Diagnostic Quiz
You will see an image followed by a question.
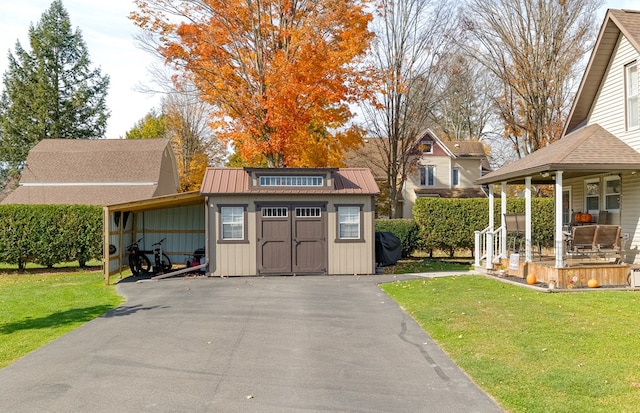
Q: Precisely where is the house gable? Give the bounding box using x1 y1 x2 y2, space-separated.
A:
566 9 640 140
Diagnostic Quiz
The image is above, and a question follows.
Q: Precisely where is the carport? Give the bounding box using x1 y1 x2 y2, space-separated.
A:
103 191 207 284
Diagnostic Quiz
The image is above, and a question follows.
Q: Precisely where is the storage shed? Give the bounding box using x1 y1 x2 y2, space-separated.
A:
201 167 379 276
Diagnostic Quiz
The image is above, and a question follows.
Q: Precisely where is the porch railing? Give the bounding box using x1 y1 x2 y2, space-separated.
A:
474 225 505 269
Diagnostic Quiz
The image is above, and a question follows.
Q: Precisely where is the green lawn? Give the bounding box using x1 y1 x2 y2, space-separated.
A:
381 275 640 413
0 271 124 369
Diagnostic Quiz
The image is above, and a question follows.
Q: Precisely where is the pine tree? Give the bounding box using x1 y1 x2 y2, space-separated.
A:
0 0 110 172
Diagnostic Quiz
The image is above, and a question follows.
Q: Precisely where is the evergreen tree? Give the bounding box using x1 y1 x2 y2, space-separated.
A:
0 0 110 172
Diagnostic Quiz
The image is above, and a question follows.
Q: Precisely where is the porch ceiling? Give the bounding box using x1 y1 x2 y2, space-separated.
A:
476 124 640 185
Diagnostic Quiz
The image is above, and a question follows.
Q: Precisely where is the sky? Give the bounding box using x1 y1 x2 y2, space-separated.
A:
0 0 638 140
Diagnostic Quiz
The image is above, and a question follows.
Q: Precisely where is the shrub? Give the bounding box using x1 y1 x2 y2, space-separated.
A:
413 197 555 256
375 219 421 257
0 205 103 269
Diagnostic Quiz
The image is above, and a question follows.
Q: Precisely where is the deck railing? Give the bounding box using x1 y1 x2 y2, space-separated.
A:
474 225 505 269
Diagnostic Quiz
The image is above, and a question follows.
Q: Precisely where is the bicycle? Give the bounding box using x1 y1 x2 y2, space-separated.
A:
126 238 172 276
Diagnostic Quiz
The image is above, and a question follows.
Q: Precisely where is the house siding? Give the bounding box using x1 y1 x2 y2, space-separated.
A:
589 35 640 149
621 172 640 263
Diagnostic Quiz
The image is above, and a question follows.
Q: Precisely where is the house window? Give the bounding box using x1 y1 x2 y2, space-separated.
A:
337 206 361 240
626 62 638 130
420 165 435 186
604 177 621 211
452 168 459 187
220 206 246 241
584 179 600 214
419 140 433 154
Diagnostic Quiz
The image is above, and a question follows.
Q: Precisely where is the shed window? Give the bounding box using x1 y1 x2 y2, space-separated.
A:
626 62 638 130
296 207 321 217
259 176 323 186
221 206 245 240
338 206 361 240
262 207 288 217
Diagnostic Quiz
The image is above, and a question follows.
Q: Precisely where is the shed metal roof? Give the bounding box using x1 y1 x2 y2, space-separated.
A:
200 168 380 195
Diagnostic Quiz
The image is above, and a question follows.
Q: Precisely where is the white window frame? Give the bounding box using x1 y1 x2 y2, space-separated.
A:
419 140 433 154
626 62 638 130
259 175 324 187
451 168 460 187
337 206 361 240
604 176 621 212
221 206 245 241
562 187 572 228
420 165 435 187
584 178 600 215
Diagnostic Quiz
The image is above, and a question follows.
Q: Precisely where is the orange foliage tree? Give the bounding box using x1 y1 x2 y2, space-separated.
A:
131 0 374 167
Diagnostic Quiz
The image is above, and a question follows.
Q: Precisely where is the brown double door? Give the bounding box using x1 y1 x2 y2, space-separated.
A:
257 204 327 275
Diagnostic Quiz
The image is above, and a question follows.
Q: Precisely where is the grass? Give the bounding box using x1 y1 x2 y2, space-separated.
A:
0 270 124 369
380 276 640 413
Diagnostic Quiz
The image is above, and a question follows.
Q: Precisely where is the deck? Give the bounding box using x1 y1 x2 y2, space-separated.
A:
487 255 632 289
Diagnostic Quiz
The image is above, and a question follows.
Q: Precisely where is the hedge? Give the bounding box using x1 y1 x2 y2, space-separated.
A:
412 197 555 257
0 205 103 270
374 219 421 258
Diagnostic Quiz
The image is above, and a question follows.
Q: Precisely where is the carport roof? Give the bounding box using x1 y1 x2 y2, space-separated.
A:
105 191 204 213
476 123 640 185
200 167 380 195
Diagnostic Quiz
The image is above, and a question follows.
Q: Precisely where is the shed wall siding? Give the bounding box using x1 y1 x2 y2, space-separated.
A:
208 194 375 276
589 36 640 149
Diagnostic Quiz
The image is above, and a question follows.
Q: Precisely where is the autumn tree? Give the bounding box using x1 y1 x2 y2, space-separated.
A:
461 0 602 157
124 109 167 139
0 0 109 173
359 0 455 218
163 87 225 191
125 85 225 191
131 0 373 168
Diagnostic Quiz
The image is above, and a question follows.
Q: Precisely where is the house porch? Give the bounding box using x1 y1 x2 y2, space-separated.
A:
486 256 632 289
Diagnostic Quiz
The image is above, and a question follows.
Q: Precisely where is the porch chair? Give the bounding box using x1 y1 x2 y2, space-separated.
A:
594 225 622 263
504 213 525 253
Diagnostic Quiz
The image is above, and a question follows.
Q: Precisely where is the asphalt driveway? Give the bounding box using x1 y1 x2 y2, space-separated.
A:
0 274 502 412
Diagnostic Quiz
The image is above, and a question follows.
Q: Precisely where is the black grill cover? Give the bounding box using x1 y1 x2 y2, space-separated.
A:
375 232 402 266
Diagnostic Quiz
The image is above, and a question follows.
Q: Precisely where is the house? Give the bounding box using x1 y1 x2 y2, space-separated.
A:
345 130 490 219
474 9 640 288
1 138 179 205
200 167 379 276
403 130 490 218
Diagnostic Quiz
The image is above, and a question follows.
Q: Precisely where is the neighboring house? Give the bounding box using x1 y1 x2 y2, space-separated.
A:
1 138 179 205
200 167 379 276
403 130 490 218
345 131 490 219
474 9 640 285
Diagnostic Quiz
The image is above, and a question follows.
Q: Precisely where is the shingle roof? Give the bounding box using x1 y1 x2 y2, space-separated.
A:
200 168 380 195
19 138 171 184
2 138 177 205
441 141 487 158
565 9 640 134
476 123 640 184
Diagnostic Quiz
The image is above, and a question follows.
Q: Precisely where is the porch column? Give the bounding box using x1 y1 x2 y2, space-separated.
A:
525 177 532 262
486 184 494 270
501 182 507 258
555 171 564 268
